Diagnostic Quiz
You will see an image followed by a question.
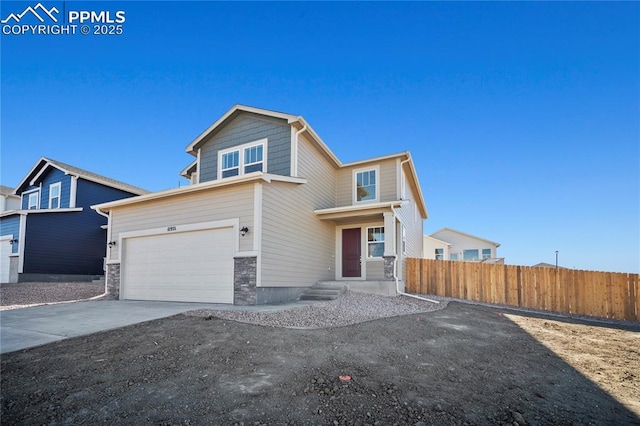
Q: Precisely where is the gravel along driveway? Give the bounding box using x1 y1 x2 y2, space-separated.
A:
2 297 638 425
0 282 104 310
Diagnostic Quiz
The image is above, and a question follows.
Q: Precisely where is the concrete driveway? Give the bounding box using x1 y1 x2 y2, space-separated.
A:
0 299 317 354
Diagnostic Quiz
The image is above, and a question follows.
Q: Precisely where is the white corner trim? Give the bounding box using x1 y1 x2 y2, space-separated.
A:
253 182 263 288
18 214 26 272
70 176 78 208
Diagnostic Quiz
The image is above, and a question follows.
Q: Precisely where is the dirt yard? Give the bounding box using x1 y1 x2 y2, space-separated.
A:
1 301 638 425
0 282 104 310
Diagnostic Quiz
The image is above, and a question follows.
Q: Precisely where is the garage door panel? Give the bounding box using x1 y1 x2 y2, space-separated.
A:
122 227 234 304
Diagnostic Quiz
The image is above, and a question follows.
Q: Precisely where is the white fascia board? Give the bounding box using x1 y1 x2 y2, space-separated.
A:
93 173 307 212
431 227 501 248
291 117 342 168
12 157 47 194
315 201 404 216
29 161 67 186
180 159 198 178
342 151 409 168
21 208 83 214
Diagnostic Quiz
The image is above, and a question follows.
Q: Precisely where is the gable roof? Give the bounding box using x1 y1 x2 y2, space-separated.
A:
13 157 149 196
430 227 501 247
423 235 452 247
0 186 18 197
184 104 428 218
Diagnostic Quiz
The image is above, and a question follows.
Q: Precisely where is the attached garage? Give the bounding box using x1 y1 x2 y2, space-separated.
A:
121 226 235 303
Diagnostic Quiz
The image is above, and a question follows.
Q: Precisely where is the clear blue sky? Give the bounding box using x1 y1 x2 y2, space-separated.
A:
1 1 638 273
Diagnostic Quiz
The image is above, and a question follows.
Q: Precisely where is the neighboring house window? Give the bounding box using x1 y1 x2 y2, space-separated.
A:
463 249 479 261
28 192 39 210
482 248 492 259
49 182 61 209
402 226 407 254
367 226 385 258
218 139 267 179
435 248 444 260
355 168 378 203
450 254 458 261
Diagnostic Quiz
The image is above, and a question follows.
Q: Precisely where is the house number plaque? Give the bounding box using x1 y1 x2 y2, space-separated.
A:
167 226 177 232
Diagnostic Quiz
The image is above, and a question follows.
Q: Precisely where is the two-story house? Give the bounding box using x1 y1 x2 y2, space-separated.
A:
93 105 428 305
0 158 147 283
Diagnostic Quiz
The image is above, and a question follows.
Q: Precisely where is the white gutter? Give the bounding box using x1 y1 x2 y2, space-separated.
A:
91 205 111 298
392 158 439 304
293 123 307 177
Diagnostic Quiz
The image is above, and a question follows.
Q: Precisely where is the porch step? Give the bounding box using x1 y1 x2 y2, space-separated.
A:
299 282 346 301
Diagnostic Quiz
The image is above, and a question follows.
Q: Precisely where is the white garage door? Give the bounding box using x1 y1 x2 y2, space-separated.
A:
122 227 234 303
1 237 12 283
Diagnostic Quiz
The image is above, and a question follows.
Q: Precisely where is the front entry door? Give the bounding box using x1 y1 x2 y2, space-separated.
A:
342 228 361 278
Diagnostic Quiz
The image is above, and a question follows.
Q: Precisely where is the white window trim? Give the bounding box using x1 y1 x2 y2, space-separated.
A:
366 225 385 259
217 138 268 180
49 182 61 209
353 165 380 204
24 189 39 210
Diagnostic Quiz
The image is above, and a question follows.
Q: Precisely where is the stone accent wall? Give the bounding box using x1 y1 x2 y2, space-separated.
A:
105 263 120 300
383 256 396 281
234 256 257 305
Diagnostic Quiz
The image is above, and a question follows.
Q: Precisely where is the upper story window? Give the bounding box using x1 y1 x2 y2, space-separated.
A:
49 182 61 209
354 166 379 203
367 226 385 258
27 191 39 210
218 138 267 180
435 248 444 260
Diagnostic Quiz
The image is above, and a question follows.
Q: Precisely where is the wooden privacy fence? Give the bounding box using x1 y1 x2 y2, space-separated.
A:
406 259 639 322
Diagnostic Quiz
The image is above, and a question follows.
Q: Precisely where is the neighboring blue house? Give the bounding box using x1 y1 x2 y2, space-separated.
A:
0 157 147 283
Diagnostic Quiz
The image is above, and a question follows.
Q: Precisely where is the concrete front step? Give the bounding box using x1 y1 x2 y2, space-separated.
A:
299 282 346 301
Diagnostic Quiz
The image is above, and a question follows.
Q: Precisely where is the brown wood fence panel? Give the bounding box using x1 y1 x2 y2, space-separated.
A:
405 258 639 322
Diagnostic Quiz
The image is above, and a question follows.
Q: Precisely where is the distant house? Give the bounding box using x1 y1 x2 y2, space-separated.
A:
0 158 147 283
93 105 428 305
424 227 502 263
532 262 566 269
0 186 20 213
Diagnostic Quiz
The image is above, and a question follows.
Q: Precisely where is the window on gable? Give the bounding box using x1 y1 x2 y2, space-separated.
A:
28 192 39 210
367 226 385 258
221 151 240 178
49 182 61 209
435 248 444 260
482 248 492 259
244 144 263 173
356 169 377 202
218 139 267 180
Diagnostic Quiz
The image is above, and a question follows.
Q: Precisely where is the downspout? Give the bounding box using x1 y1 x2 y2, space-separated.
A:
293 123 307 177
392 158 439 304
92 205 111 299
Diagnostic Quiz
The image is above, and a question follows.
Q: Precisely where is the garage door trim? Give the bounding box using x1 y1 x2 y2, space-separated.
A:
117 218 240 262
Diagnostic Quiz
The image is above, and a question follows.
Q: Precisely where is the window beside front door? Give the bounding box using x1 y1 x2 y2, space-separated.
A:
49 182 61 209
218 139 267 180
354 167 379 203
367 226 385 258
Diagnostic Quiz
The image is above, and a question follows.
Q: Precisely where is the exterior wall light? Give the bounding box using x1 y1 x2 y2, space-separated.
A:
9 239 18 245
108 241 117 248
240 226 249 237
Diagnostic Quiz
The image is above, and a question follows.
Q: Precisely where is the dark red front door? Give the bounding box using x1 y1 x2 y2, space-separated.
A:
342 228 361 278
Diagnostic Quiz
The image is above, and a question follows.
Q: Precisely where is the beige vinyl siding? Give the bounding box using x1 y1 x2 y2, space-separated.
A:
365 259 385 280
336 159 398 207
393 160 424 279
260 135 336 287
109 185 255 260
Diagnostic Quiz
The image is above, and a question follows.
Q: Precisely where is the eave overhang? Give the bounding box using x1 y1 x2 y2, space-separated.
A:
92 173 307 212
315 201 405 222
